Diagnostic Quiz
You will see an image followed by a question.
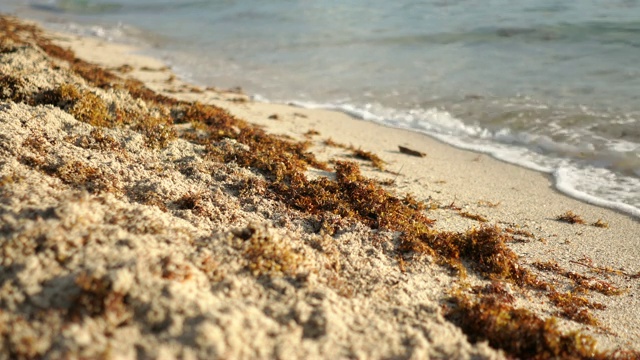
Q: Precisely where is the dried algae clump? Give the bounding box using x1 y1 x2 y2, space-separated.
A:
304 129 320 137
471 281 515 304
548 291 604 325
54 160 120 194
36 84 175 148
323 138 385 170
232 224 304 277
352 148 385 170
592 219 609 228
35 83 80 107
272 161 434 237
533 260 624 296
70 90 110 127
180 102 328 180
36 84 109 127
424 226 539 286
87 128 124 152
0 74 29 102
273 161 535 286
445 294 607 360
556 211 585 224
131 114 176 149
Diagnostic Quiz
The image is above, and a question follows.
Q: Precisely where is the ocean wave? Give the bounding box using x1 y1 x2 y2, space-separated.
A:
30 0 209 15
310 20 640 48
31 0 122 14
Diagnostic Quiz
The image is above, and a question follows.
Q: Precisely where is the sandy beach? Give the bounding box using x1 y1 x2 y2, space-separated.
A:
1 15 639 359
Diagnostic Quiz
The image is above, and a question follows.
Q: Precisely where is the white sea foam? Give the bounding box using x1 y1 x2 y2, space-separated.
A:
555 167 640 218
60 22 125 42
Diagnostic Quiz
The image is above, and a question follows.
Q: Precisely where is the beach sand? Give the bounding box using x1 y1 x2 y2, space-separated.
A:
1 15 639 359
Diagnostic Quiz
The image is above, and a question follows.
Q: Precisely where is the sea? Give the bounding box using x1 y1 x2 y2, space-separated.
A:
1 0 639 218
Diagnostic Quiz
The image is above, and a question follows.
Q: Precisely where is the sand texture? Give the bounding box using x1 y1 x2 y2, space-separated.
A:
1 15 639 359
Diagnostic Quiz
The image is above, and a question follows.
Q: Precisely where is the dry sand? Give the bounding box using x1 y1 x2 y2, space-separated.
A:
1 15 639 359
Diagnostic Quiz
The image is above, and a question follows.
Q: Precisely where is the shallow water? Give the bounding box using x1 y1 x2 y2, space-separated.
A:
2 0 639 217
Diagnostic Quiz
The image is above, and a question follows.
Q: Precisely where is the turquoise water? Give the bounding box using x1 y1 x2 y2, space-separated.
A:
2 0 640 217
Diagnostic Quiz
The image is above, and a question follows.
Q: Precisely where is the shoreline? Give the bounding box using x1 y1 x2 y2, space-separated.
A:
6 8 640 220
163 55 640 221
287 103 640 221
1 14 640 359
